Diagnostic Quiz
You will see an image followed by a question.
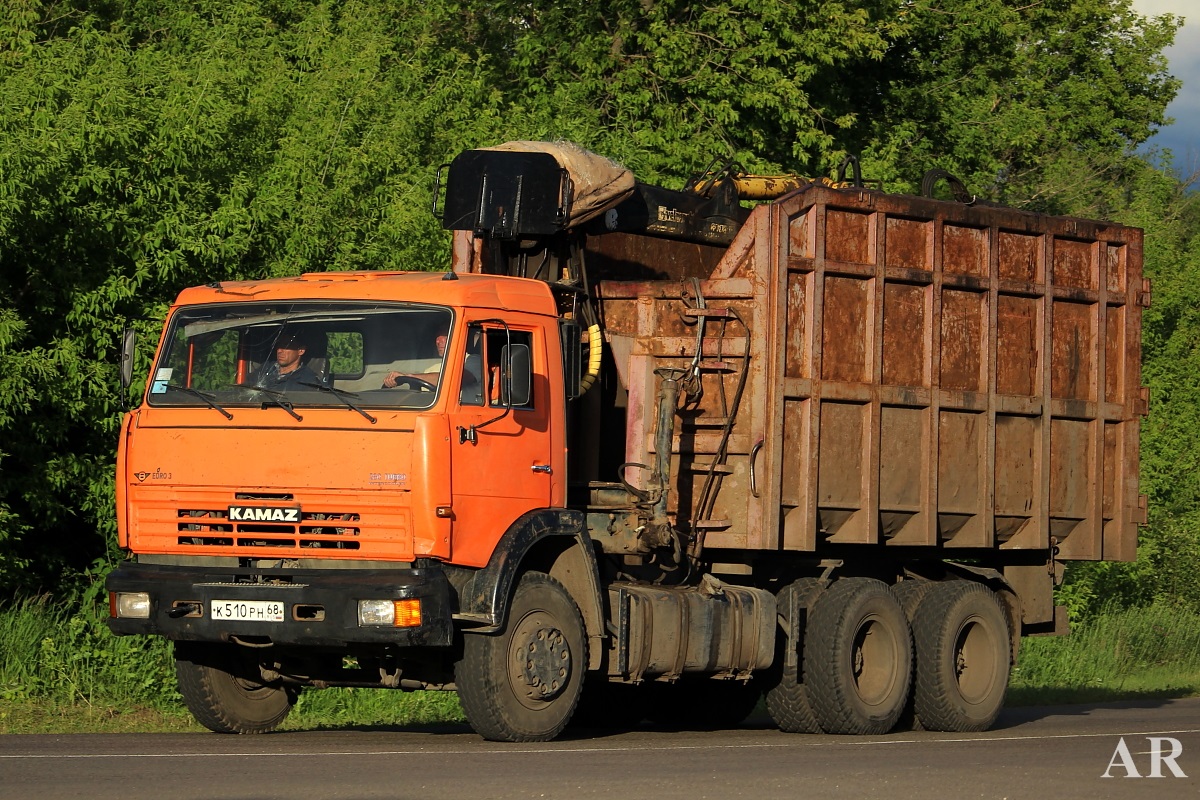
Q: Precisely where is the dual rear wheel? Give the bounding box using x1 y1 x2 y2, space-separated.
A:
907 581 1012 732
765 577 1011 736
766 577 912 736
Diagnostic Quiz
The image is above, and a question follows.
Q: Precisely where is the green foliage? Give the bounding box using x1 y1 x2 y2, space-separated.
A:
1054 161 1200 620
464 0 910 180
857 0 1182 210
1009 601 1200 704
286 685 464 730
0 593 178 709
0 0 1191 597
1135 168 1200 517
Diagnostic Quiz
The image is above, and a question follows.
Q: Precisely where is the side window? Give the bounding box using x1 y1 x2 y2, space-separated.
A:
327 331 364 379
187 330 240 391
459 326 485 406
458 326 534 409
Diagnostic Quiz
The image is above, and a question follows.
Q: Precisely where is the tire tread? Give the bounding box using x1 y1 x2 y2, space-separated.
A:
805 578 912 735
911 581 1010 732
455 571 586 742
175 644 293 734
764 578 822 733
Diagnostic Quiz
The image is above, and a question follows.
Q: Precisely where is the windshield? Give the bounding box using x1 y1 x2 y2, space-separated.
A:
147 302 454 411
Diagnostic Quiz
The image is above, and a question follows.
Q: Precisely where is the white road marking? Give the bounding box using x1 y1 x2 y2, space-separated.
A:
4 728 1200 760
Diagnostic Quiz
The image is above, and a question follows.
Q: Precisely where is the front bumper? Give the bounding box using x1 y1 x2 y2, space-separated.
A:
105 560 454 648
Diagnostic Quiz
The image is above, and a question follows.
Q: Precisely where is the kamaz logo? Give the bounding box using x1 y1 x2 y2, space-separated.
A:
228 505 301 523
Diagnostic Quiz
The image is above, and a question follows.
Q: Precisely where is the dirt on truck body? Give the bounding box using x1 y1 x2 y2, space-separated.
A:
108 141 1147 741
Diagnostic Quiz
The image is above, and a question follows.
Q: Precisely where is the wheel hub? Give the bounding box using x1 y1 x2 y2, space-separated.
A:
515 624 571 701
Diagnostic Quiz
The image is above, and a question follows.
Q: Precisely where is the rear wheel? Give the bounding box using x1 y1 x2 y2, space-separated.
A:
764 578 822 733
175 643 295 734
805 578 912 735
455 571 586 742
911 582 1010 732
889 578 933 731
890 578 933 622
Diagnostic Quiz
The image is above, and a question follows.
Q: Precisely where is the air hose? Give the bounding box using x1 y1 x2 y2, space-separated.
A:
578 323 603 395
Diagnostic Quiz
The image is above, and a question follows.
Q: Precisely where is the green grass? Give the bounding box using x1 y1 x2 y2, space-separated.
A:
283 687 465 731
0 596 466 734
1007 601 1200 706
0 595 180 712
0 698 203 734
0 693 468 735
4 597 1200 734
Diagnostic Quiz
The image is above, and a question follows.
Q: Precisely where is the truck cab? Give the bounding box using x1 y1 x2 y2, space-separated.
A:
108 270 606 736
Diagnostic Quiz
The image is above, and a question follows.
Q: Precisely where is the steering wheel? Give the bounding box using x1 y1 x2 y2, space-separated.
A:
391 376 436 392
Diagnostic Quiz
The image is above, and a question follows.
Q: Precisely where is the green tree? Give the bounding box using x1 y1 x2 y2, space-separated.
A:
459 0 911 181
1059 160 1200 616
0 0 1189 597
0 0 504 591
855 0 1182 210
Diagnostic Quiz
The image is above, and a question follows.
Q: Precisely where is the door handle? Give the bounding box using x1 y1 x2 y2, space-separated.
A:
531 464 552 474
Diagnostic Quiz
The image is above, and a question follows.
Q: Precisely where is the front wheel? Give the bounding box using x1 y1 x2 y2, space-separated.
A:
911 581 1011 732
455 571 587 742
175 643 295 734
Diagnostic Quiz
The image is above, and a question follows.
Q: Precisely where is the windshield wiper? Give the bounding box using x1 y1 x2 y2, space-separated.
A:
165 384 234 420
300 382 377 424
230 383 303 421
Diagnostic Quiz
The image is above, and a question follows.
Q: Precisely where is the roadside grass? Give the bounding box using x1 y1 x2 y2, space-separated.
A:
0 596 465 734
0 698 202 734
284 687 465 731
1007 601 1200 706
3 597 1199 734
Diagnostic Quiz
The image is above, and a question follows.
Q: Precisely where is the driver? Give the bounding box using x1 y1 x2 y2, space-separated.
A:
383 330 448 389
259 332 321 389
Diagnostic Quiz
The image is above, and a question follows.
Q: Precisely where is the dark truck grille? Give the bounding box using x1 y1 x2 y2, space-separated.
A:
177 508 362 550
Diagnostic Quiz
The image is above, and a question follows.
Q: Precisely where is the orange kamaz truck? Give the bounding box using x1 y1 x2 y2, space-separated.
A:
107 142 1148 741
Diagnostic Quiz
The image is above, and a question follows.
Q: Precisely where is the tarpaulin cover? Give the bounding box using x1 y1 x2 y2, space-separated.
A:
481 141 636 229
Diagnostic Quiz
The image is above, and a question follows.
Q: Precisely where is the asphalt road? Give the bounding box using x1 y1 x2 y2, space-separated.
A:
3 698 1200 800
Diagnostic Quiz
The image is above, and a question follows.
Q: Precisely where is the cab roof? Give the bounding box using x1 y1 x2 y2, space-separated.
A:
172 271 559 317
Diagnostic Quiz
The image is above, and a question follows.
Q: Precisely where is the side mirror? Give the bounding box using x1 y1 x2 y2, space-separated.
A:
119 328 136 389
503 343 531 407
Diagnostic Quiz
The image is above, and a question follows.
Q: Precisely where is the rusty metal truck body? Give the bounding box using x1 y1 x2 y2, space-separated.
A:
570 184 1146 599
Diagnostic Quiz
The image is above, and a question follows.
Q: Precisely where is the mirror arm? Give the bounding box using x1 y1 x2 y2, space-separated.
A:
458 403 512 445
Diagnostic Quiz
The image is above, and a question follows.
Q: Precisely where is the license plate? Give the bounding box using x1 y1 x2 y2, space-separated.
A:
210 600 286 622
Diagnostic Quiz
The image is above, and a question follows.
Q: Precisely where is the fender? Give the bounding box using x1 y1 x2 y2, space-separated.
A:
916 560 1024 661
445 508 606 668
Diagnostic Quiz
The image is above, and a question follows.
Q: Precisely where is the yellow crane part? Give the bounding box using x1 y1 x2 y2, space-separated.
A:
730 175 850 200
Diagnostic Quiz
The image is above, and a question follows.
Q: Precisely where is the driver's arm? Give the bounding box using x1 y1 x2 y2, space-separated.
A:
382 370 441 388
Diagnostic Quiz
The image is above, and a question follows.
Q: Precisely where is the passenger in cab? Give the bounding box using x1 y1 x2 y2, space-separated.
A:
382 329 449 389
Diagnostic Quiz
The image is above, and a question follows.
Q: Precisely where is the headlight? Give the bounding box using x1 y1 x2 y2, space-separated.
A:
111 592 151 619
357 598 422 627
